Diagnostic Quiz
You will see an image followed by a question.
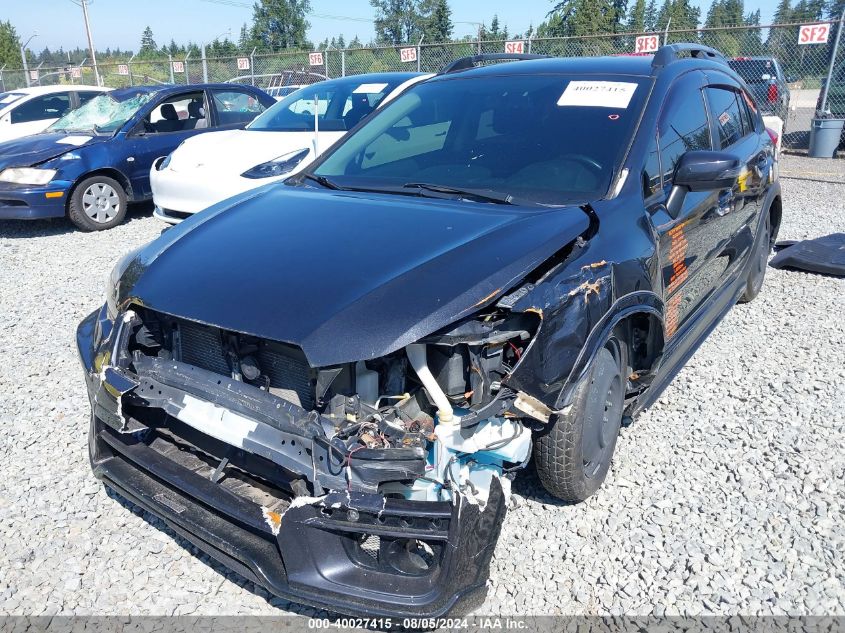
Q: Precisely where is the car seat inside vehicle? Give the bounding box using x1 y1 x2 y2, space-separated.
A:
155 103 183 132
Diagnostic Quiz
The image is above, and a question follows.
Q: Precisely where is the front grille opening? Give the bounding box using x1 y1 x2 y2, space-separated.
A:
131 309 316 410
124 405 299 508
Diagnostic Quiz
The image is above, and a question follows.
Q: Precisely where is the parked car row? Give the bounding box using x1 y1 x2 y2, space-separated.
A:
71 44 782 618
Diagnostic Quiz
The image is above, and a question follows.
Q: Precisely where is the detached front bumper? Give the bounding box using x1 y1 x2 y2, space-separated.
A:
0 181 70 219
76 308 505 618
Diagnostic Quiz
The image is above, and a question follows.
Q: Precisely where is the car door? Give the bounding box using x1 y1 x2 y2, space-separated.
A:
3 91 72 140
122 89 212 198
644 71 737 340
703 79 770 278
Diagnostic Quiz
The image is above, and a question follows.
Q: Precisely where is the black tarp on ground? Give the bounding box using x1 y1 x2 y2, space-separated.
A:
769 234 845 277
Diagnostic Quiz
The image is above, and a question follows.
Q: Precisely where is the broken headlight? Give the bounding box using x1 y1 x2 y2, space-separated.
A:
241 148 310 179
105 246 143 319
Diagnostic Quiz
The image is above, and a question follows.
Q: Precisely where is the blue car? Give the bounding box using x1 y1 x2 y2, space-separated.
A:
0 83 274 230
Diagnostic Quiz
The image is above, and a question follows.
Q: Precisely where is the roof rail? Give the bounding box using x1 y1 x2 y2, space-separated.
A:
440 53 549 74
651 43 727 69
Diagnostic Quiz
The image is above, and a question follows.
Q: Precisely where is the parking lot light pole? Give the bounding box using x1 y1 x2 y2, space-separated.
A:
21 33 37 88
127 53 136 86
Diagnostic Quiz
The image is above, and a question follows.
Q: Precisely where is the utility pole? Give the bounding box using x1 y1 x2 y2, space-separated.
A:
20 33 37 88
80 0 101 86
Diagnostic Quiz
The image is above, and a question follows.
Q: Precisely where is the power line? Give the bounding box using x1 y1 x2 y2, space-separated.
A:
198 0 373 23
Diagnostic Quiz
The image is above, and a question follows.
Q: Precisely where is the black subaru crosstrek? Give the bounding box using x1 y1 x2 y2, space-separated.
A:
77 44 781 618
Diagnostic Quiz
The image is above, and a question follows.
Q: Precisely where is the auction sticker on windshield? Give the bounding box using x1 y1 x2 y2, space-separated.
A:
353 83 389 94
557 81 638 108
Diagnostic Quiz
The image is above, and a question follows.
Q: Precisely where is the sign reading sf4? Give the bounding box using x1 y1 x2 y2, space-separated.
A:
505 41 525 54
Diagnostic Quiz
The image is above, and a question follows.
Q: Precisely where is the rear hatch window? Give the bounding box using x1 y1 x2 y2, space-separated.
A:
728 59 776 84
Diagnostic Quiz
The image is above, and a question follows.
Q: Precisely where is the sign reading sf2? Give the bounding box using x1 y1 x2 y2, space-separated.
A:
798 23 830 44
634 34 660 53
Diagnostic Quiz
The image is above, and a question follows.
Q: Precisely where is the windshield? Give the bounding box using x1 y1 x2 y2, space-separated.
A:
49 92 153 134
312 73 650 204
728 59 777 84
248 78 404 132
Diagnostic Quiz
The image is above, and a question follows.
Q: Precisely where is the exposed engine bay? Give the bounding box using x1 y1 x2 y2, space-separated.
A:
107 305 543 511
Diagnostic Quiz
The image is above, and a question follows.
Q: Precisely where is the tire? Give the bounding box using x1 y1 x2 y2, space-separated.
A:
739 210 771 304
68 175 128 231
534 339 627 503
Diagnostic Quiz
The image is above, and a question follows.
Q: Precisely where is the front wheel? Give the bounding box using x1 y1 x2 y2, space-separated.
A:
68 175 128 231
534 339 627 502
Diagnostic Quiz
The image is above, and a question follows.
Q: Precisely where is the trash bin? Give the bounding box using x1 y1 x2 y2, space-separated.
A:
808 118 845 158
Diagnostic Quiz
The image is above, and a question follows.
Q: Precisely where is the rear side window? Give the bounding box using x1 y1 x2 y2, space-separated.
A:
706 88 744 149
11 92 71 124
211 89 267 126
658 83 711 191
737 90 758 135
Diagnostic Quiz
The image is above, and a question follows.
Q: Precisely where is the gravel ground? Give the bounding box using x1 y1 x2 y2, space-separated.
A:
1 161 843 617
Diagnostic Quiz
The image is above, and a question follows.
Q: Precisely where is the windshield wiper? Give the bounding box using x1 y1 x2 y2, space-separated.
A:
301 173 343 190
403 182 515 205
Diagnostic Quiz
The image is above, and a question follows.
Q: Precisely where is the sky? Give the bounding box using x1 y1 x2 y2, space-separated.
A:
7 0 782 56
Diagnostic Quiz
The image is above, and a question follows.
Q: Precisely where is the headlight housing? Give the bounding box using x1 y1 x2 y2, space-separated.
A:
0 167 57 185
105 246 144 319
157 153 173 171
241 148 310 179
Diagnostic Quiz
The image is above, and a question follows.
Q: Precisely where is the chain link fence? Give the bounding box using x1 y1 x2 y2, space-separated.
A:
2 20 842 150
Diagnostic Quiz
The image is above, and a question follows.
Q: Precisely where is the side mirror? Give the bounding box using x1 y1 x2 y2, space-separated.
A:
666 150 742 217
674 150 742 191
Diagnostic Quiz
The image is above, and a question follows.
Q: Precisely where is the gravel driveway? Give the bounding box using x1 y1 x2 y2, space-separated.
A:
1 158 843 616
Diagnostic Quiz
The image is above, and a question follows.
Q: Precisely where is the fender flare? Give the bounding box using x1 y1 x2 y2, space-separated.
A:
556 290 664 409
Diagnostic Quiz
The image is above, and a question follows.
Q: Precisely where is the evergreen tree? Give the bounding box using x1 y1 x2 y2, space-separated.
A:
423 0 453 42
627 0 647 32
139 26 157 57
490 14 501 38
740 9 763 54
370 0 421 44
644 0 658 29
0 21 22 68
251 0 311 50
238 23 251 51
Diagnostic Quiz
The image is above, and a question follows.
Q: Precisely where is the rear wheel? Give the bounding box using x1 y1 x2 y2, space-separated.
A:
739 211 771 303
534 339 627 502
68 175 127 231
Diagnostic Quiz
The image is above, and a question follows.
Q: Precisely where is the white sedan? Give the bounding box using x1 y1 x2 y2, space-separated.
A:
0 85 110 143
151 72 430 224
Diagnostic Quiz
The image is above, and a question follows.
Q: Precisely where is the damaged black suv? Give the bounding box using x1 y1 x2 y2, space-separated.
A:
77 44 781 618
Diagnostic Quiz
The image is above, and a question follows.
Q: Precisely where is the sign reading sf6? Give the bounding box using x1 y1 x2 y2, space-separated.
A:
237 57 250 70
798 23 830 44
309 52 324 66
635 34 660 53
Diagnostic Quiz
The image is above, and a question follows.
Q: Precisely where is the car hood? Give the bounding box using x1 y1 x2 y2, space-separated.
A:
0 132 103 169
167 129 345 175
119 186 591 367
